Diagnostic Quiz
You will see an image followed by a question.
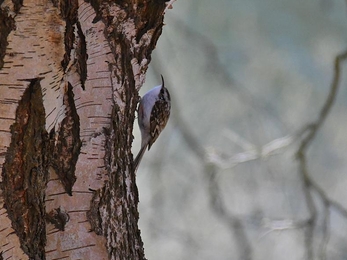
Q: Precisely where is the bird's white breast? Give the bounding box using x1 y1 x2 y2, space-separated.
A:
140 85 162 128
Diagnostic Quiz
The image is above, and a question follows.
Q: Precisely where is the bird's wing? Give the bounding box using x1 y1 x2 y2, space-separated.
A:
148 99 170 150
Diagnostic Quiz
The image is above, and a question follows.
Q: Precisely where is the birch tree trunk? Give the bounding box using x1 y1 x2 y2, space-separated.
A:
0 0 166 259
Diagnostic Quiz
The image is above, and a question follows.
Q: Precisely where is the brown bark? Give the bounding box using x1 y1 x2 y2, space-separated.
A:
0 0 166 259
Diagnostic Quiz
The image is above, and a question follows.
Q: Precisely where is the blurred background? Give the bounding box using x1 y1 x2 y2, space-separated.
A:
133 0 347 259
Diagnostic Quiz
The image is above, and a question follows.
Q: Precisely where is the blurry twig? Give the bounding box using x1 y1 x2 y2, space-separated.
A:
259 218 308 239
296 49 347 260
154 12 347 260
205 164 253 260
207 131 296 169
319 205 330 260
159 77 254 260
168 14 290 132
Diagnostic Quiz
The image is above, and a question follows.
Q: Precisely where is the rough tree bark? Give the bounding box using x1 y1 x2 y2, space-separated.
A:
0 0 167 259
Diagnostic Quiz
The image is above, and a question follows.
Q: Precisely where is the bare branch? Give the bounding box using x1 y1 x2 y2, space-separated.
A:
206 133 296 169
160 78 254 259
319 205 330 260
259 218 308 239
203 165 253 260
296 49 347 260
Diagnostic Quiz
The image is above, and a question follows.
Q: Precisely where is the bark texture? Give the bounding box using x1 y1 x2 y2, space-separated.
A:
0 0 166 259
2 79 48 259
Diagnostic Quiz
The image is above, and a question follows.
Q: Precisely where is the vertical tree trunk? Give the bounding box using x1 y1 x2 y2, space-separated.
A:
0 0 166 259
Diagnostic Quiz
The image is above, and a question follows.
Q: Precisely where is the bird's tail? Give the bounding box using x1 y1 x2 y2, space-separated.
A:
133 145 147 172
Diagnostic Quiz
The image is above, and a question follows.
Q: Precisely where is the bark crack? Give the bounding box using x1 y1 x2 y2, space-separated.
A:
49 82 81 195
0 8 16 70
2 78 48 260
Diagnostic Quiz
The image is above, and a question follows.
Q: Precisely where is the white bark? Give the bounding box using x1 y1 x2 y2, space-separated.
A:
0 0 166 258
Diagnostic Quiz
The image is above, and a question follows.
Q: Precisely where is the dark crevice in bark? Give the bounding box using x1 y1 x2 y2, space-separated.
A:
46 206 70 231
119 38 136 93
143 23 163 61
87 188 103 235
12 0 23 13
61 22 75 70
2 78 48 260
76 21 88 90
0 8 16 70
84 0 102 23
57 0 79 71
49 82 81 195
53 0 87 89
135 2 164 43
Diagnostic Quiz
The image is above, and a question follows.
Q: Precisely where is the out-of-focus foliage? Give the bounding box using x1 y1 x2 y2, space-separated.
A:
134 0 347 259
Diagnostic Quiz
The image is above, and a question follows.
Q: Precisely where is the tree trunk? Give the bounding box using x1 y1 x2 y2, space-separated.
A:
0 0 166 259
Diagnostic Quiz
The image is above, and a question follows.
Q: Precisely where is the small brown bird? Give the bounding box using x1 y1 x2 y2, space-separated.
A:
134 76 171 171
